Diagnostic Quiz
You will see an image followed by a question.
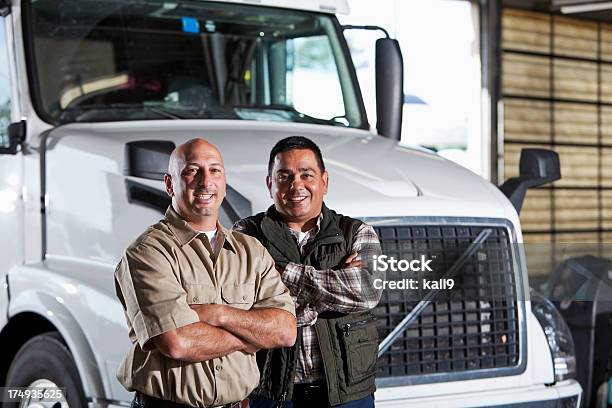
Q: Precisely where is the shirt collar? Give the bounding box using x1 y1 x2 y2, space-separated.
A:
288 212 323 238
164 206 236 252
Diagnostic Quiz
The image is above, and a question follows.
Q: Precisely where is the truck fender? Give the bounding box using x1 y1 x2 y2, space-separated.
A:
7 288 106 399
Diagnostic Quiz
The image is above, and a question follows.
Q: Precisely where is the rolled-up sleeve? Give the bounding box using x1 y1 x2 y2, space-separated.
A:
115 241 199 351
252 245 296 317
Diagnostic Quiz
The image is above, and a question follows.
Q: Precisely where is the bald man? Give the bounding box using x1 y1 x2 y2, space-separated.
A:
115 138 296 408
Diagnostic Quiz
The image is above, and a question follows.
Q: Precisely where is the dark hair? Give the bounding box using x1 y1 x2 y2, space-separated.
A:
267 136 326 176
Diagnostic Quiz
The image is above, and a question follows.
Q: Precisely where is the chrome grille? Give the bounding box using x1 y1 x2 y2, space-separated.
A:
373 224 520 378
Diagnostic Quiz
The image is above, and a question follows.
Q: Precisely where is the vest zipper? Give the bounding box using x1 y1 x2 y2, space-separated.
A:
276 391 287 408
277 344 295 407
340 315 376 336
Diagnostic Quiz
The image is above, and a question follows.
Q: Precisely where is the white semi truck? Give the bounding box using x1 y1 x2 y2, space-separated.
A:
0 0 582 407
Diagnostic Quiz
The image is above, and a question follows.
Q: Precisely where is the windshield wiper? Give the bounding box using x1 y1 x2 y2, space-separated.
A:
145 106 183 119
56 103 187 123
235 104 347 127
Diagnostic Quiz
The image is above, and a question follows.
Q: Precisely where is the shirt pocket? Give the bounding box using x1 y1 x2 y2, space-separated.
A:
185 283 217 305
221 283 255 310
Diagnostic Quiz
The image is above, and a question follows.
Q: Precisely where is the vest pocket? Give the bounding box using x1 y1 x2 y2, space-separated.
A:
336 315 378 385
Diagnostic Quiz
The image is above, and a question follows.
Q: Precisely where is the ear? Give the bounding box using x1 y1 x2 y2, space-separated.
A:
164 173 174 197
322 171 329 195
266 175 273 199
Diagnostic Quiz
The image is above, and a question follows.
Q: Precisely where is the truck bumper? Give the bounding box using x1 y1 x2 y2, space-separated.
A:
375 379 582 407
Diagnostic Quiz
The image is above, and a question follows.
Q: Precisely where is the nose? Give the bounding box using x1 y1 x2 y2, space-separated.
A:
197 169 213 189
289 175 304 191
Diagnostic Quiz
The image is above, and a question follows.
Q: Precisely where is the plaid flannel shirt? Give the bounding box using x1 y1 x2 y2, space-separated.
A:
235 213 382 383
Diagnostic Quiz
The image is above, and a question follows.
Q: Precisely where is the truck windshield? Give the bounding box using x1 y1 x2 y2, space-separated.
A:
25 0 366 128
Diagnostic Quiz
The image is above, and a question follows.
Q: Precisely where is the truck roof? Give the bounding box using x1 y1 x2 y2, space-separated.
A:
210 0 350 14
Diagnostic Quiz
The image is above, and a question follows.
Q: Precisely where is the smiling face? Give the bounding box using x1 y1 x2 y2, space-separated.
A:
165 139 226 231
267 148 328 231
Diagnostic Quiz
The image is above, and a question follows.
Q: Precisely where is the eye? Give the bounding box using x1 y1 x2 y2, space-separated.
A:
183 168 197 176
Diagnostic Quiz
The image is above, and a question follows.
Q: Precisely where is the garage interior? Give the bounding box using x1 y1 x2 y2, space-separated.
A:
493 0 612 276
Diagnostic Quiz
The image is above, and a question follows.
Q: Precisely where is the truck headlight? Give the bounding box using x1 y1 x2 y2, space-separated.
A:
530 289 576 381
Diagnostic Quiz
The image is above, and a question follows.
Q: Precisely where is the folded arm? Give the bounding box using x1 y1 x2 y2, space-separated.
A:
151 321 258 362
191 304 296 349
115 240 260 364
282 223 383 314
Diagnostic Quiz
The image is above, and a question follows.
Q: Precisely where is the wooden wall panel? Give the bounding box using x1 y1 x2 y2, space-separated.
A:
556 146 599 187
600 65 612 103
523 233 553 243
502 54 551 97
554 190 599 229
554 232 600 243
553 60 598 101
503 143 521 180
502 9 551 53
553 16 598 59
502 9 610 273
600 22 612 60
504 99 551 142
602 190 612 228
523 235 553 276
554 103 598 144
602 148 612 187
521 189 553 231
601 106 612 144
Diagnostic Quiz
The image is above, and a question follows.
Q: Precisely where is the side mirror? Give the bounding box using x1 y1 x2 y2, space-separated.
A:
0 121 26 155
341 25 403 140
499 148 561 214
375 38 403 140
124 140 175 180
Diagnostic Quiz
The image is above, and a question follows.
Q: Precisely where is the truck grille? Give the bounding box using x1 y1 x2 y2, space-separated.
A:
373 224 520 378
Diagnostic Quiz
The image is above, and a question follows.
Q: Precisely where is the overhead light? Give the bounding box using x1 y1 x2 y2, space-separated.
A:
561 1 612 13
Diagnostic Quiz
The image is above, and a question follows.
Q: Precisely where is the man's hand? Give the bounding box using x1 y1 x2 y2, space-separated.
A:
190 304 225 327
336 251 363 269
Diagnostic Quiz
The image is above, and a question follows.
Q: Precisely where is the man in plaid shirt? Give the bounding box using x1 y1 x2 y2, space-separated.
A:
234 136 383 408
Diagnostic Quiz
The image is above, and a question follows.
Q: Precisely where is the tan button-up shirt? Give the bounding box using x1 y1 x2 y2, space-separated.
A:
115 207 295 407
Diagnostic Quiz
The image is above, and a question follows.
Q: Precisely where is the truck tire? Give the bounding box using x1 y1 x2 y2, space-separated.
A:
4 332 87 408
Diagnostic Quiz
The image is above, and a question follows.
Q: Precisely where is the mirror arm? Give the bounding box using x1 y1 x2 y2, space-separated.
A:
341 24 390 39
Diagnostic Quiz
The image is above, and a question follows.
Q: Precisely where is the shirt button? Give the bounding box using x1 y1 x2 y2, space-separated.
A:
193 296 199 302
215 365 221 371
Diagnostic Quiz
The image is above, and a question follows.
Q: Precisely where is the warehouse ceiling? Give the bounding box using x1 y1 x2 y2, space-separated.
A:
502 0 612 22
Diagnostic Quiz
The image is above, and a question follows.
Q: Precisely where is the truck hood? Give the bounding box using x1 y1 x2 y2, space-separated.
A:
50 120 518 223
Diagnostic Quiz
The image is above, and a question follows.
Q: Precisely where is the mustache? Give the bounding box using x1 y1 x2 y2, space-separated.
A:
287 189 309 195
